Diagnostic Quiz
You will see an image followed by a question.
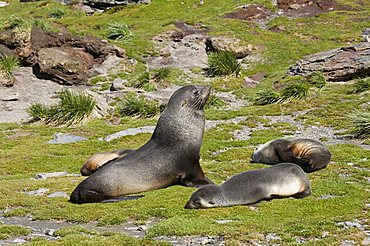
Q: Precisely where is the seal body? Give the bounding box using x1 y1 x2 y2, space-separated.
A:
80 149 133 176
70 85 212 204
251 138 331 173
184 163 311 209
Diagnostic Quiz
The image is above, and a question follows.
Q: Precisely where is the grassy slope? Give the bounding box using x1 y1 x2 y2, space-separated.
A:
0 0 369 245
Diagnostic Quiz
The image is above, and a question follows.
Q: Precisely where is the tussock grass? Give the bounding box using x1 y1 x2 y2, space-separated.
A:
206 95 225 109
206 51 241 77
254 89 281 105
119 93 161 118
152 67 171 83
0 54 20 75
49 8 65 19
27 90 96 126
5 15 29 29
128 72 156 92
32 18 49 30
107 22 133 42
280 82 310 101
349 111 370 138
305 72 326 88
350 78 370 93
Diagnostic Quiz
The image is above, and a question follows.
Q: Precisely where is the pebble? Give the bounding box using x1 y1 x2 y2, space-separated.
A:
214 220 235 224
12 238 26 243
102 126 155 142
47 133 87 144
35 172 68 179
318 195 336 199
24 188 49 196
47 191 68 198
265 233 281 241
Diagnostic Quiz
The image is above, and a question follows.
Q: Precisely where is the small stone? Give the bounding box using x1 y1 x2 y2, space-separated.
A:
47 133 87 144
363 237 370 245
318 195 336 199
12 238 26 243
214 220 235 224
47 191 68 198
342 240 355 246
46 229 56 236
0 1 8 7
24 188 49 196
137 225 148 231
35 172 68 179
322 231 329 238
265 233 281 241
347 162 354 166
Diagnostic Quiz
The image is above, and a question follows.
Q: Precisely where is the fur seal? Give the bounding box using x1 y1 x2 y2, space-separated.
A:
250 138 331 173
70 85 213 204
184 163 311 209
80 149 133 176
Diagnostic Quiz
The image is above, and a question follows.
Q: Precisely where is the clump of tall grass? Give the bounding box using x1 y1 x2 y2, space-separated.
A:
350 78 370 93
254 89 281 105
27 90 96 126
152 67 171 83
32 19 49 30
206 95 225 109
305 72 326 88
206 51 241 77
119 93 161 118
106 22 133 42
49 8 65 19
5 15 29 29
0 55 20 75
280 83 310 101
349 111 370 139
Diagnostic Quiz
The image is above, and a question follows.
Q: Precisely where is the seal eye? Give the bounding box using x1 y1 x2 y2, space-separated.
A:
193 90 200 97
209 201 215 205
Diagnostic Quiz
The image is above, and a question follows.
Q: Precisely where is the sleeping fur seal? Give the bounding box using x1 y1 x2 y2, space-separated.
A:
70 85 213 204
251 138 331 173
80 149 134 176
184 163 311 209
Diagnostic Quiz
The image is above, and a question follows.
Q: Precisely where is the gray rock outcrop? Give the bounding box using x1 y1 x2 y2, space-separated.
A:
289 42 370 81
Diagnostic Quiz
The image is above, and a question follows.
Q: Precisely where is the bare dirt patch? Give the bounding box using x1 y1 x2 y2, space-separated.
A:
223 4 273 21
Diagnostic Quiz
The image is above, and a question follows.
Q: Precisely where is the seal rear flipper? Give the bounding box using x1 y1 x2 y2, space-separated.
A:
102 195 145 203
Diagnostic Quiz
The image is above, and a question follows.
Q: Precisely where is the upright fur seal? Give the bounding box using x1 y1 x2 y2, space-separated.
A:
70 85 213 204
80 149 133 176
184 163 311 209
251 138 331 173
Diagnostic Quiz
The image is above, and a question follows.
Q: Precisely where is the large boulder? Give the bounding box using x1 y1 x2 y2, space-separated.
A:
289 42 370 81
35 47 94 85
205 36 257 59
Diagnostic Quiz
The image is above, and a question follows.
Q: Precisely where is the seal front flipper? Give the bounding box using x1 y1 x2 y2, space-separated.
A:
182 176 214 187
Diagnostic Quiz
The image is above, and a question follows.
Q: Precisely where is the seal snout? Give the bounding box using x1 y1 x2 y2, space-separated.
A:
184 198 201 209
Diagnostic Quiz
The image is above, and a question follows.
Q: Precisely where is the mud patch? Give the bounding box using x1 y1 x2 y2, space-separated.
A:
223 4 273 21
276 0 354 18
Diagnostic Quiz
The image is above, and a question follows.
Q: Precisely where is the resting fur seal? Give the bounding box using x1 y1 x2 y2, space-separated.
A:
184 163 311 209
251 138 331 173
70 85 213 204
80 149 133 176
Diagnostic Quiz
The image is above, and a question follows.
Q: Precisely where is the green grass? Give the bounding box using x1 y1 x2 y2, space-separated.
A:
349 111 370 139
0 0 369 244
0 54 20 75
350 78 370 94
254 89 281 105
0 225 30 240
119 93 162 118
206 51 242 77
49 8 66 19
106 21 133 43
27 90 96 126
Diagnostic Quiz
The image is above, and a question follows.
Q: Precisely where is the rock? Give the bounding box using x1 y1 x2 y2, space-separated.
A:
12 238 27 243
0 71 15 87
85 90 110 117
265 233 281 241
102 126 155 142
362 28 370 42
214 220 235 224
110 78 127 91
342 240 356 246
244 76 260 87
35 172 68 179
24 188 49 196
363 237 370 245
47 191 69 198
318 195 336 199
0 90 18 101
289 42 370 81
47 132 88 144
35 47 94 85
206 36 257 59
223 4 274 22
0 1 8 7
